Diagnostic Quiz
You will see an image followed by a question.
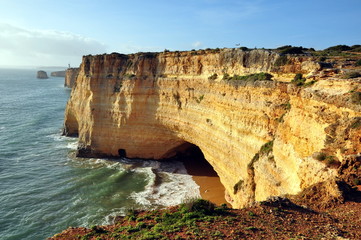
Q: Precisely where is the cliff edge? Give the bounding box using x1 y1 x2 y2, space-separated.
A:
64 48 361 208
64 68 79 87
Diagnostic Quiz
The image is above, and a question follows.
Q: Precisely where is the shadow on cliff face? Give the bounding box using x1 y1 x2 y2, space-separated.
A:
171 143 219 178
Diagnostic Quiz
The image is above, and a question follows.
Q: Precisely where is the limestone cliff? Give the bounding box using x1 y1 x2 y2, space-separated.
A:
64 48 361 208
51 70 66 77
64 68 79 88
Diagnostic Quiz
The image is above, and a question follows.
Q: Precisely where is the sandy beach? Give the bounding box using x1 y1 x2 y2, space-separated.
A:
181 153 230 207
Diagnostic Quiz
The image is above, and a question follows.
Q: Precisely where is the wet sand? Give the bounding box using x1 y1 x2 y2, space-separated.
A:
181 155 230 207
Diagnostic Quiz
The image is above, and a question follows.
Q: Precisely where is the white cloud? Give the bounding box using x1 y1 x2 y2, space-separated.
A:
192 41 203 48
0 23 107 66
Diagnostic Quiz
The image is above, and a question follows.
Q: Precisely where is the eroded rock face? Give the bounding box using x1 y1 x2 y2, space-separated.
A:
64 68 79 88
64 49 361 208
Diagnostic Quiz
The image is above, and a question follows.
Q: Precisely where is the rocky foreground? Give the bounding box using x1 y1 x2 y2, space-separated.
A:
50 189 361 240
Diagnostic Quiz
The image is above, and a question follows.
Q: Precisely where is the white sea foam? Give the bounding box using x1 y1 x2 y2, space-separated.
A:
82 158 203 226
99 158 201 207
66 156 201 226
49 133 65 142
129 160 201 208
48 133 78 150
101 207 128 225
66 141 78 150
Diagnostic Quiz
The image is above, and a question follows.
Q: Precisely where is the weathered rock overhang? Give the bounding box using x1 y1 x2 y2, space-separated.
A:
64 49 361 208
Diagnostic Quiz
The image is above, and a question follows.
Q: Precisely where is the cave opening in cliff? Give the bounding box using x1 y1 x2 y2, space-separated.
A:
118 149 126 158
171 142 228 206
173 143 217 177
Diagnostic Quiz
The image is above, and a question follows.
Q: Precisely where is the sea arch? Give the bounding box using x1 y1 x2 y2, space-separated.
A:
64 52 352 208
65 73 285 208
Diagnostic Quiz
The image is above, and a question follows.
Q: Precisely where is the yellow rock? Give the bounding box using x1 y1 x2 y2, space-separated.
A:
64 49 361 208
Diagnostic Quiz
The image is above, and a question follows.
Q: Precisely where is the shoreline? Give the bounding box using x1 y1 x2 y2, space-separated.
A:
181 154 230 207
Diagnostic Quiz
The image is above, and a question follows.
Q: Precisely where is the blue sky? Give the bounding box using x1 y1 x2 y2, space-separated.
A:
0 0 360 67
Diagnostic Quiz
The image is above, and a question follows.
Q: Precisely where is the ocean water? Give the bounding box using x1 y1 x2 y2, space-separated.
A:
0 68 200 240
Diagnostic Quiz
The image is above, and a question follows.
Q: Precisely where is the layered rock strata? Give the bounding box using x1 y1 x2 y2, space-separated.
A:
64 49 361 208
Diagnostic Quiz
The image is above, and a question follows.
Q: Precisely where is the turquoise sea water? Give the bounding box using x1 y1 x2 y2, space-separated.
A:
0 69 200 240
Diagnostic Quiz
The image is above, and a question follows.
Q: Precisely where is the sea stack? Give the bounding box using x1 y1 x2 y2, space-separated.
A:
37 70 48 79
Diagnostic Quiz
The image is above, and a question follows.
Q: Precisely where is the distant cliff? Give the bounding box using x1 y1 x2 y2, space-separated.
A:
64 68 79 88
51 70 66 77
64 48 361 208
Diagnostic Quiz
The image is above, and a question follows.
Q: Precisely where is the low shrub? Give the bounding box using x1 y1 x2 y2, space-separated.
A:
260 140 274 155
314 153 340 167
233 180 244 194
315 152 327 161
195 95 204 103
229 72 273 81
208 73 218 80
222 73 231 81
274 55 289 66
280 102 291 110
124 73 136 79
279 46 304 54
291 73 306 86
239 47 250 51
351 92 361 104
114 86 121 92
354 178 361 185
350 118 361 128
355 59 361 66
351 45 361 52
181 199 216 215
324 45 351 52
319 56 327 62
276 45 314 55
319 44 361 56
343 71 361 79
276 113 286 123
293 73 303 81
325 156 337 166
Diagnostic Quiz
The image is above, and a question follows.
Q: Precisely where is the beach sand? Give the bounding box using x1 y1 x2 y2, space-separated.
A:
181 154 230 207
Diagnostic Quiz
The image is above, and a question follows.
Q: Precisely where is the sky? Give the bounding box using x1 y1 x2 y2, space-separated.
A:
0 0 360 67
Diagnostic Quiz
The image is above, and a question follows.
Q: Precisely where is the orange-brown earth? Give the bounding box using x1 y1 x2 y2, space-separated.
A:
49 189 361 240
